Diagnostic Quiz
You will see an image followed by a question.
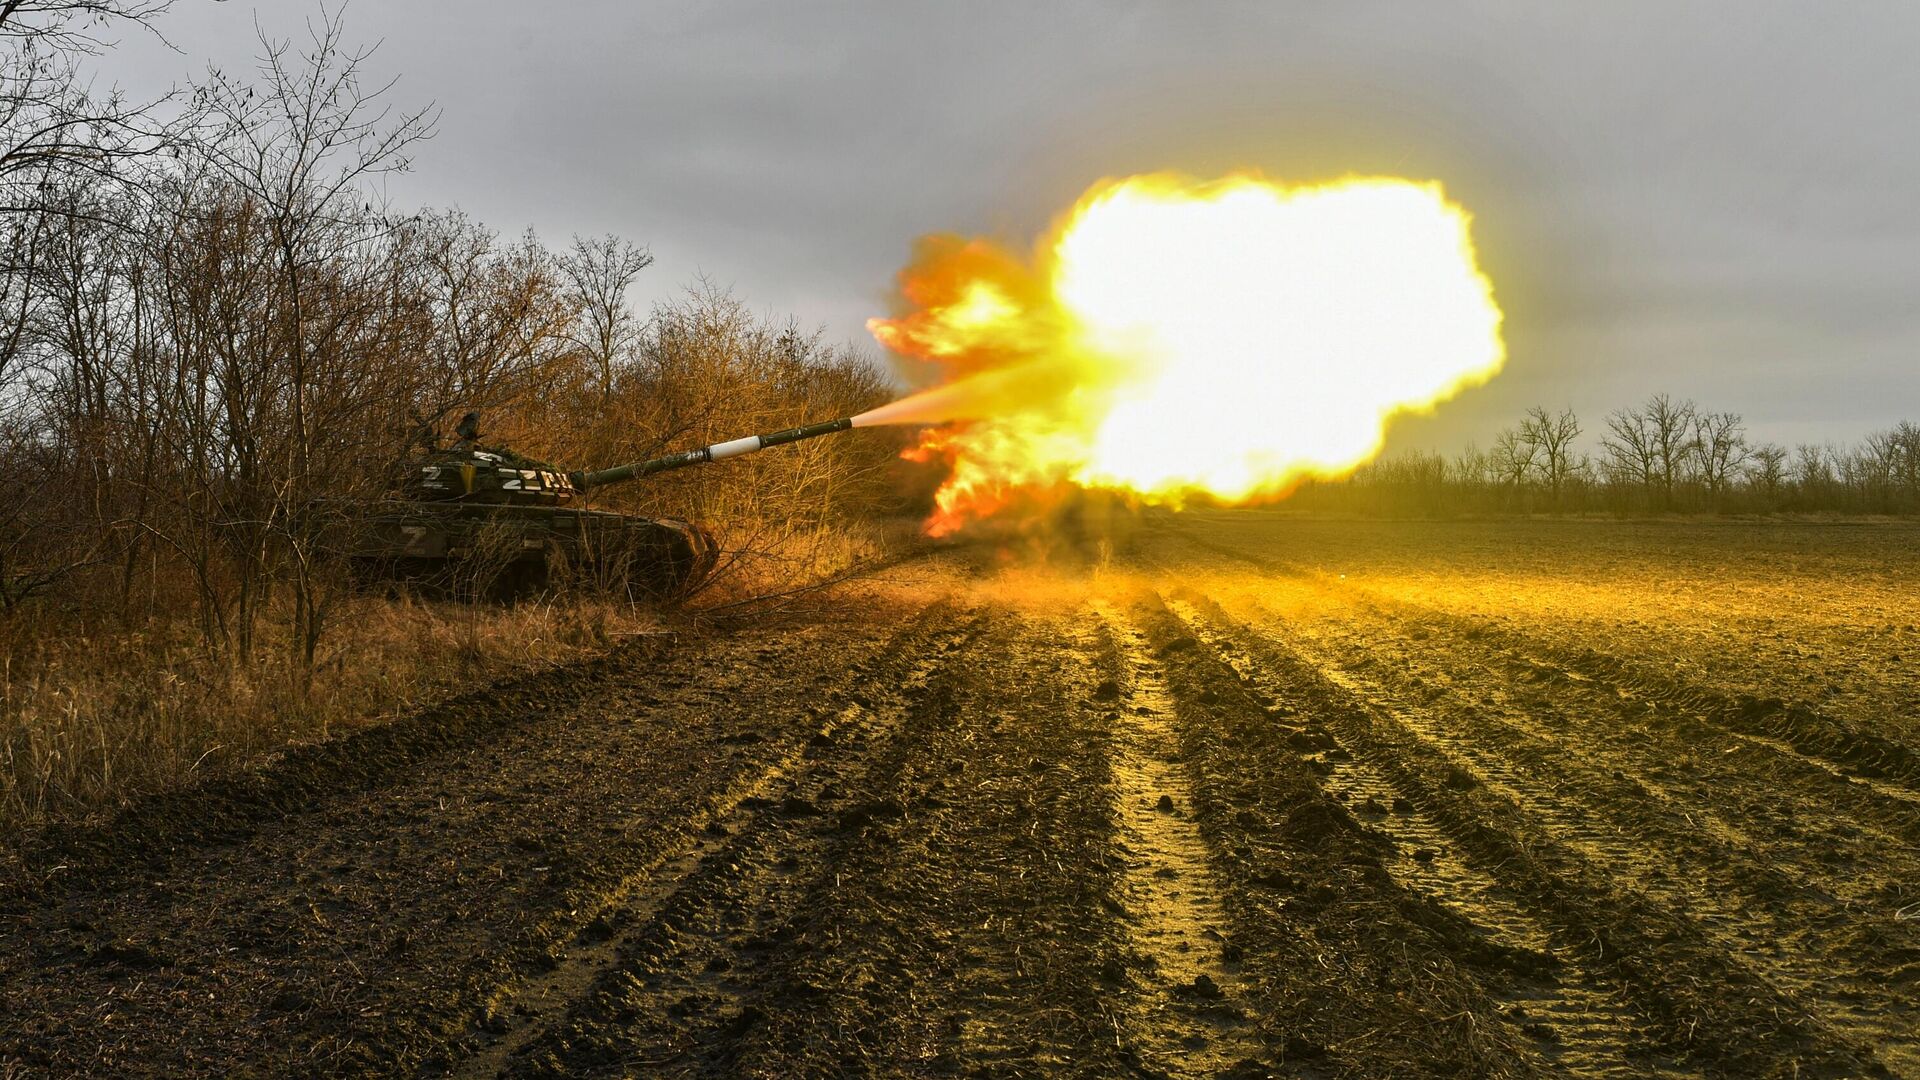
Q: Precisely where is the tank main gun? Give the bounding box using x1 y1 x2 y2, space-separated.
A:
568 416 855 492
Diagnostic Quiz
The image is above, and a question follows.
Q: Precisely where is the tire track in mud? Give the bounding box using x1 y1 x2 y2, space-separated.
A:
1257 590 1920 914
1164 521 1920 794
1166 523 1920 867
495 607 1136 1078
1286 753 1667 1080
453 604 990 1079
0 599 961 1078
1157 525 1920 1071
1236 595 1920 1078
333 601 981 1077
1115 593 1558 1078
1471 615 1920 786
1157 526 1920 918
1086 603 1271 1078
1407 604 1920 824
1139 590 1666 1077
1248 550 1920 821
1159 528 1920 1057
1162 592 1889 1078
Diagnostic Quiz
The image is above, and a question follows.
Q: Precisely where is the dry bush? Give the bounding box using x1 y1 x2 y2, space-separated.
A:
497 283 907 601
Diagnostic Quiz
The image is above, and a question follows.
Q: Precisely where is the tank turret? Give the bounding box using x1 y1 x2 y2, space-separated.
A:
397 411 582 506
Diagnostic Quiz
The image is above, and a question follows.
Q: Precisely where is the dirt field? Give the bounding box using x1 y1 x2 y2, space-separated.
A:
3 514 1917 1078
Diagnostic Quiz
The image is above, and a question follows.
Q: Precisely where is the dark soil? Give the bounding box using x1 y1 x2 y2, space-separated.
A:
4 517 1918 1078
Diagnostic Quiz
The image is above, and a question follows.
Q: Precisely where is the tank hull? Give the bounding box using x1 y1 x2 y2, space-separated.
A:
347 501 718 600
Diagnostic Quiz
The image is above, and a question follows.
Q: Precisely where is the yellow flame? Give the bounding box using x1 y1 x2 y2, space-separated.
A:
865 172 1506 532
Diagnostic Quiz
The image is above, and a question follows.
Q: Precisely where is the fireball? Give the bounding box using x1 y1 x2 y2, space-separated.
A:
861 173 1506 534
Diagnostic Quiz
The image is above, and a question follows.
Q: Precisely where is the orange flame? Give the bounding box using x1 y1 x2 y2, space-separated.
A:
864 172 1506 535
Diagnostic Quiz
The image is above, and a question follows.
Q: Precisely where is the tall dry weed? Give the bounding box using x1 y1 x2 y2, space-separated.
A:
0 592 657 834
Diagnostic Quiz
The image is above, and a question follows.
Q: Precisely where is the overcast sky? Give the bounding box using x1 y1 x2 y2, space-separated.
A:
110 1 1918 451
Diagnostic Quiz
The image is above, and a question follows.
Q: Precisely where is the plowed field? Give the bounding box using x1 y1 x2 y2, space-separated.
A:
4 515 1917 1078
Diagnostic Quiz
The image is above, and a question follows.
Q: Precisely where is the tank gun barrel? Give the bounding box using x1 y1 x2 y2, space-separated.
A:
569 416 855 491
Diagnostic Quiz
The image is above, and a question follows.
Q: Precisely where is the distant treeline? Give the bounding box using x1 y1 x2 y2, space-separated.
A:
1290 397 1920 517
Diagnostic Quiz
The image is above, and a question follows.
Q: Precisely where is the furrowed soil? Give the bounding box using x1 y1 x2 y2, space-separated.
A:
4 515 1917 1078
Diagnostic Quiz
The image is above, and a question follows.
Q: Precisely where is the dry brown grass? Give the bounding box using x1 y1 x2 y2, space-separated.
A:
0 592 655 835
691 514 921 606
0 516 916 837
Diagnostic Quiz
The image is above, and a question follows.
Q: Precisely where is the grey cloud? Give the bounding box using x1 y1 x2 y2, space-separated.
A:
108 0 1920 447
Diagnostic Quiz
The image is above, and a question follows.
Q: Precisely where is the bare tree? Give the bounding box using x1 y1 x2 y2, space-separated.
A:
0 0 181 206
1857 428 1909 511
1490 426 1537 509
0 1 169 46
559 233 652 400
188 9 436 677
1793 444 1833 509
1602 394 1696 510
1892 421 1920 509
1450 442 1490 510
1 0 182 411
1745 443 1787 508
1646 395 1699 510
405 211 578 428
1690 410 1748 510
1519 405 1580 512
1600 406 1657 506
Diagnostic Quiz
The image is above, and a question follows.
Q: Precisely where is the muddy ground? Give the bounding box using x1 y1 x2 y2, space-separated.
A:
3 514 1917 1078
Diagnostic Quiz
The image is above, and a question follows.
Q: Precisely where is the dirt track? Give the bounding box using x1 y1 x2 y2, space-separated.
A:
4 515 1918 1078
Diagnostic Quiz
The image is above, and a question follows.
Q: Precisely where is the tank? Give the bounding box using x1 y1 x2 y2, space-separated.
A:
350 413 856 600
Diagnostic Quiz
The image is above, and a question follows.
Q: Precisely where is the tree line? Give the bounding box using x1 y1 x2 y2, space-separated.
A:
1292 395 1920 517
0 5 898 670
